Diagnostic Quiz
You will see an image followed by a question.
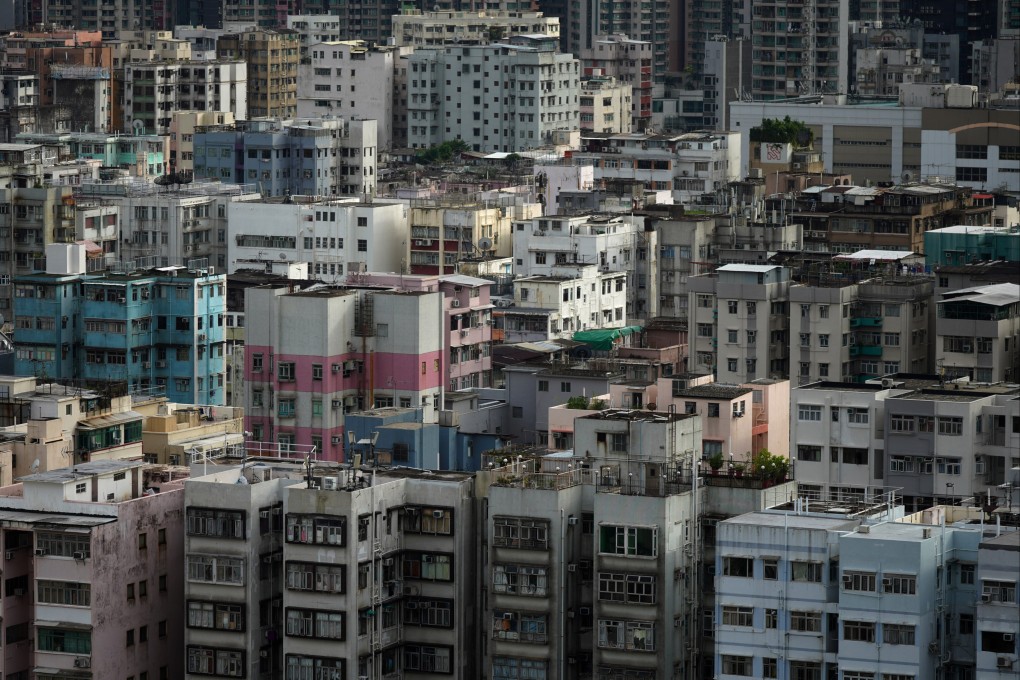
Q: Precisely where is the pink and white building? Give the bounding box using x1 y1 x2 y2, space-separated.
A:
353 272 494 391
244 284 445 462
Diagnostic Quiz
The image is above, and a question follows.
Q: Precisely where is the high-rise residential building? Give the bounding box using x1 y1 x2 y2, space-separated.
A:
748 0 849 99
297 40 407 150
898 0 999 83
702 37 752 130
935 282 1020 383
243 284 445 460
16 130 167 176
688 264 792 383
227 198 405 276
123 60 247 135
17 0 175 37
0 72 39 142
407 36 580 153
579 75 633 133
216 28 299 119
579 35 654 131
789 265 934 384
285 13 343 55
567 0 674 78
192 117 377 199
790 376 1020 509
13 245 228 405
0 459 185 680
392 8 561 47
168 111 237 177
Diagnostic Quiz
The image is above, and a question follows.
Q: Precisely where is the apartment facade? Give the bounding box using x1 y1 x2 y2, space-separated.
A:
936 283 1020 383
407 36 580 153
514 266 629 339
216 29 299 119
688 264 791 383
13 247 228 405
243 285 445 461
123 60 247 136
193 118 377 199
392 9 561 47
579 35 654 130
0 460 184 680
580 75 633 134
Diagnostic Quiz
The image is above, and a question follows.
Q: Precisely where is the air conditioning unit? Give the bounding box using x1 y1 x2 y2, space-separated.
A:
142 361 151 369
3 550 11 560
197 333 207 341
568 516 578 525
73 551 88 560
383 558 394 566
34 548 46 556
998 657 1013 669
331 436 342 444
156 360 167 368
981 593 992 602
882 578 891 588
74 658 92 669
260 510 269 519
567 563 577 572
432 510 444 519
322 477 338 490
579 606 592 616
451 300 461 308
842 574 853 585
1005 633 1016 642
332 363 341 373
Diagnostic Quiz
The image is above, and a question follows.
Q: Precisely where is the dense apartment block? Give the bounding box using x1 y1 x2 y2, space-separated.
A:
123 60 248 135
244 284 445 460
0 459 184 680
936 282 1020 383
183 462 479 679
216 28 299 119
13 245 227 404
296 40 405 150
407 35 580 153
789 260 934 384
407 201 523 276
192 117 377 199
579 34 655 130
791 376 1020 509
513 265 629 339
579 75 633 133
392 9 561 47
714 506 1007 680
688 264 791 383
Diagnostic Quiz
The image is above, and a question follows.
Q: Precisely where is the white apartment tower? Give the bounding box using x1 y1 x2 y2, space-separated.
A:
407 36 580 153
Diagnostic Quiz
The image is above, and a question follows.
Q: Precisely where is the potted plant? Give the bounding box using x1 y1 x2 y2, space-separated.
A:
707 452 724 475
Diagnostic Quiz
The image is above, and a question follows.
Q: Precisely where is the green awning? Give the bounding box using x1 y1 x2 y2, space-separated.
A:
572 326 642 351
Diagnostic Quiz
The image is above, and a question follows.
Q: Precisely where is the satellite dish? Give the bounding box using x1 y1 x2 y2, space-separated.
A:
235 475 249 485
132 119 145 136
30 459 40 473
901 171 913 183
477 236 493 252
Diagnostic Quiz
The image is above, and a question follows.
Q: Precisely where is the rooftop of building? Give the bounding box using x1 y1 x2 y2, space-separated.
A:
535 364 623 379
980 531 1020 551
929 224 1011 234
671 384 753 400
580 408 694 424
18 459 144 484
724 511 860 531
940 282 1020 307
644 316 687 332
934 261 1020 284
897 383 1020 402
717 263 780 273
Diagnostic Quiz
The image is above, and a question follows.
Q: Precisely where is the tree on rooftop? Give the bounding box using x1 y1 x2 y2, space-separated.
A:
749 116 814 147
415 140 469 165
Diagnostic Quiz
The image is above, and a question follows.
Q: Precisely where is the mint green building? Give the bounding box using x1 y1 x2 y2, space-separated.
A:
924 225 1020 267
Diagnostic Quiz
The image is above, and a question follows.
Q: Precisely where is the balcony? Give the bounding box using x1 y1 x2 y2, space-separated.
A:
850 345 882 357
850 317 882 328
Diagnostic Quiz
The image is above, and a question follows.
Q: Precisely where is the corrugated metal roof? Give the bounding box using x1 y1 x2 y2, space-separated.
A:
77 410 143 430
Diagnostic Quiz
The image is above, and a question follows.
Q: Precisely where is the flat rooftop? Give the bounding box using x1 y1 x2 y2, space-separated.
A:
19 459 144 484
581 408 694 424
724 511 860 531
671 384 753 400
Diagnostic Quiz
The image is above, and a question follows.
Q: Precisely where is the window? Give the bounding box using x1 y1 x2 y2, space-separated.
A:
493 564 547 596
187 601 244 630
36 532 90 558
763 558 778 580
981 579 1016 603
187 508 245 539
599 525 657 557
598 573 656 604
844 620 876 642
797 445 822 463
708 403 720 418
402 506 454 535
278 362 295 381
890 415 914 433
883 623 915 645
537 380 548 392
847 408 869 424
492 610 548 643
38 628 91 654
721 606 753 627
959 563 975 585
187 646 244 677
186 555 244 585
765 608 778 628
843 571 876 591
312 364 323 381
403 644 452 673
723 556 753 577
791 561 823 582
883 573 917 594
790 662 821 680
286 608 345 640
721 656 751 676
286 514 346 546
958 613 974 635
493 517 549 549
285 561 345 593
492 657 548 679
798 405 822 421
37 580 91 606
790 611 822 632
763 658 778 678
404 598 453 628
285 656 345 680
938 417 963 435
597 619 655 651
402 552 453 581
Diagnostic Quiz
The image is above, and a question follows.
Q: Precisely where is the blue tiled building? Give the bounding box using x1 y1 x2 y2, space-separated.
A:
13 265 226 404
